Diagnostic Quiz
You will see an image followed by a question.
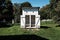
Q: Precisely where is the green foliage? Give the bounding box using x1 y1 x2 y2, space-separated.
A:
13 2 32 23
2 9 9 14
0 0 14 25
21 2 32 7
50 0 60 24
40 0 60 24
40 4 51 19
20 2 32 15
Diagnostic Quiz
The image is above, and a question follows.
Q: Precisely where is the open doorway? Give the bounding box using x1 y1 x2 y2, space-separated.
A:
25 15 35 28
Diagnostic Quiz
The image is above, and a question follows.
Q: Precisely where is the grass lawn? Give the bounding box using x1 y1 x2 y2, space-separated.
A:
0 21 60 40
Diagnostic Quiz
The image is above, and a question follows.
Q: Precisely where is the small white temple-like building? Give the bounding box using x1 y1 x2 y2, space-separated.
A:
20 7 40 28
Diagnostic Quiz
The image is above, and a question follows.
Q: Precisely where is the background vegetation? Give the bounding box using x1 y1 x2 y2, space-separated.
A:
0 0 60 40
0 0 60 24
40 0 60 24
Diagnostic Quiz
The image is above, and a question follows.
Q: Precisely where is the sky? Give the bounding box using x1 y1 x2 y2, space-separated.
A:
11 0 50 8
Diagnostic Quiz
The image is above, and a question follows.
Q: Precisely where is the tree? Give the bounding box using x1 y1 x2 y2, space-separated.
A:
46 0 60 24
21 2 32 7
20 2 32 15
40 4 51 20
3 0 14 24
13 2 32 23
0 0 14 25
0 0 5 20
13 3 21 23
40 0 60 22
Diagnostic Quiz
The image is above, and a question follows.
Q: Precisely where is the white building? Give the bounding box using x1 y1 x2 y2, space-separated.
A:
20 7 40 28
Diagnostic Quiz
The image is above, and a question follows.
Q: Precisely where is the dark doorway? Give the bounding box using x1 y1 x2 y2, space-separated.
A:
25 15 35 28
25 15 30 27
31 15 35 27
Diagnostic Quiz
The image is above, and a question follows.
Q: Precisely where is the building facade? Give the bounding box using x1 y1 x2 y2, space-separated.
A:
20 7 40 28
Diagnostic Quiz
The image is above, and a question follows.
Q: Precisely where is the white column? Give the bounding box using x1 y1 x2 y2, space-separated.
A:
30 15 31 28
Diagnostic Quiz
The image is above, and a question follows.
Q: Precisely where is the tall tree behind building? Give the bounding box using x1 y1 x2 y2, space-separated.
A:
13 2 32 23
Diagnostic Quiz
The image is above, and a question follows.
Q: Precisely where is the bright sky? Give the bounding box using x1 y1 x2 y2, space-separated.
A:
11 0 50 8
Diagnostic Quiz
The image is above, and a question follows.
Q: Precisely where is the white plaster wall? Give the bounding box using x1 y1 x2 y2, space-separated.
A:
35 15 40 28
22 8 38 15
20 15 25 28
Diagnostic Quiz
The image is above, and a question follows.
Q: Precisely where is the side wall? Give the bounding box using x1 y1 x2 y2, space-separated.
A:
35 15 40 28
20 15 25 28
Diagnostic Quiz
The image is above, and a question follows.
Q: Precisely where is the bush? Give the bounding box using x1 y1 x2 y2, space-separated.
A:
52 16 60 24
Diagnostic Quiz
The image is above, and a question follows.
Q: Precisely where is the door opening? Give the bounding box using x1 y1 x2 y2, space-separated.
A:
25 15 35 28
25 15 30 27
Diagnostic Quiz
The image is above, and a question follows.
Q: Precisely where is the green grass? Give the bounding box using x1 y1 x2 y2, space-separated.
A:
0 25 33 35
37 21 60 40
0 21 60 40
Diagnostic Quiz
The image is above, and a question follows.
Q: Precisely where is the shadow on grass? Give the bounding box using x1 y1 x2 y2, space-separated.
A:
0 23 14 28
40 26 51 29
0 25 12 28
56 25 60 27
0 34 49 40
